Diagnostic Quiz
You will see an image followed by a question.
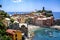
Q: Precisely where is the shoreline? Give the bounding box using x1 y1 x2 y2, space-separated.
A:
25 25 40 40
51 25 60 30
26 25 60 40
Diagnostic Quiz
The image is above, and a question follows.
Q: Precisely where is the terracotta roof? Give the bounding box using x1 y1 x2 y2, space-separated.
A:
6 29 16 35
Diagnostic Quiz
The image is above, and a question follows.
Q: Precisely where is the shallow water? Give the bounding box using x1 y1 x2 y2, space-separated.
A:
32 28 60 40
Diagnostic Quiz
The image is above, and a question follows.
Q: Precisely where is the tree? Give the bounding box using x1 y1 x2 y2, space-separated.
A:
20 25 28 37
36 7 52 13
0 10 10 21
25 18 33 24
0 21 6 29
46 13 53 17
0 10 12 40
0 10 10 29
10 18 14 23
0 29 12 40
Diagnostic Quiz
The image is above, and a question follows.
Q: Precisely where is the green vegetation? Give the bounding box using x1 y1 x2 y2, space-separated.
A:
20 25 28 37
0 21 6 30
46 13 53 17
0 10 10 29
0 29 12 40
36 7 52 13
10 18 14 23
25 18 33 24
0 10 12 40
36 7 53 17
0 10 10 19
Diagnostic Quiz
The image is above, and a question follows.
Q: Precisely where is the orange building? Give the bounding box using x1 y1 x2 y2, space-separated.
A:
6 29 22 40
34 16 54 26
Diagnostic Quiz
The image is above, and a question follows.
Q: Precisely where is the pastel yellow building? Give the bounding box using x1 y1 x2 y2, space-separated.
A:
6 29 22 40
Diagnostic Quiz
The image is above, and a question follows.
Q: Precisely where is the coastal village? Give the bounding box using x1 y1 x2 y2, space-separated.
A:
0 7 60 40
0 0 60 40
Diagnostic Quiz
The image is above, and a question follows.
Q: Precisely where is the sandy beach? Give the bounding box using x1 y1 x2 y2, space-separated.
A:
51 25 60 29
25 25 40 40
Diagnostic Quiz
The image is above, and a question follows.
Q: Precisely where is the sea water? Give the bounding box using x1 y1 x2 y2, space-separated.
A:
32 28 60 40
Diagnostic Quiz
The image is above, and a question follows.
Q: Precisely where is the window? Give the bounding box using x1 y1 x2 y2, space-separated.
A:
16 38 17 40
15 34 17 37
15 34 17 40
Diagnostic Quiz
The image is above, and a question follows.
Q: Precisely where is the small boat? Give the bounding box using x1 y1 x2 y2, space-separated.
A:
49 32 53 37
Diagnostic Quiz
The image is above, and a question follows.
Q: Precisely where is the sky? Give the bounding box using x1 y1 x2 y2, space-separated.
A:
0 0 60 12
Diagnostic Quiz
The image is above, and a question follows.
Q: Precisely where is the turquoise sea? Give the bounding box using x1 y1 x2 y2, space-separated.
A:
32 28 60 40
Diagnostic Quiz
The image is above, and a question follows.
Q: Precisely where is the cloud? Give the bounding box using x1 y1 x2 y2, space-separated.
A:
13 0 21 2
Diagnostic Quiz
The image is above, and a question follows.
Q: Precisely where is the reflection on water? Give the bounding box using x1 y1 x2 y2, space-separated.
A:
32 28 60 40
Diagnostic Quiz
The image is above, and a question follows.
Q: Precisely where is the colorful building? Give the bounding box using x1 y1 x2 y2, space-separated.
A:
11 8 54 26
34 16 54 26
6 29 22 40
